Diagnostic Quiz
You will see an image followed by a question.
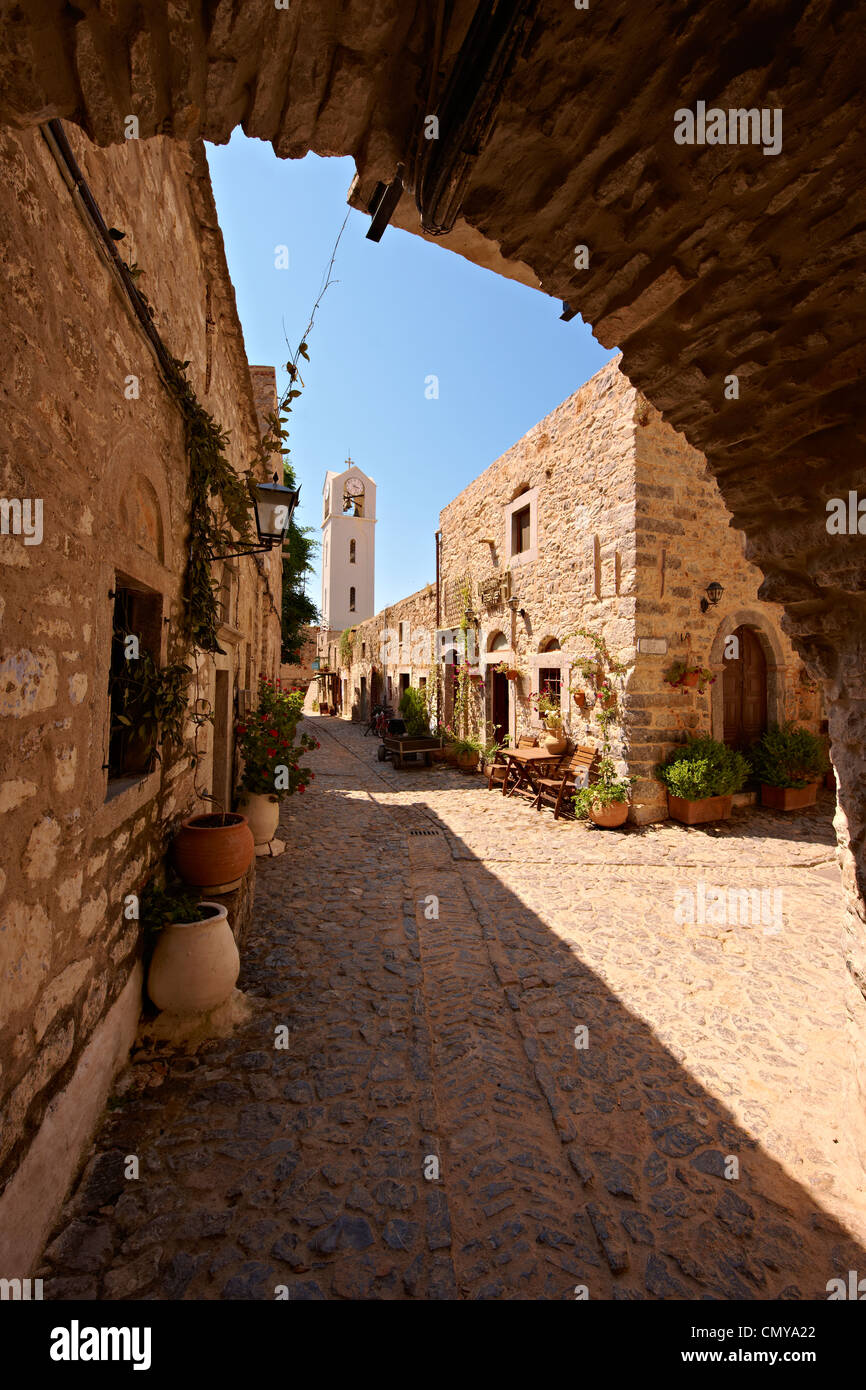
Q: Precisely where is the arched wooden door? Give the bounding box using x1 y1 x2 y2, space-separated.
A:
723 625 767 749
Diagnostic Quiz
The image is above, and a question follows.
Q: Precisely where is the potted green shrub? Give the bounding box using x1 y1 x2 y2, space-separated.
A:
399 686 432 737
749 723 827 810
656 736 749 824
444 727 481 771
573 757 633 829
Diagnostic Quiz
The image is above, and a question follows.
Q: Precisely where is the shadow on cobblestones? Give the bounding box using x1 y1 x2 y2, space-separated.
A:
39 717 865 1300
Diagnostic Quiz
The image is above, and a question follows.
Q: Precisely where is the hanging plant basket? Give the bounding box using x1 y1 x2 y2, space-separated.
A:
663 661 716 694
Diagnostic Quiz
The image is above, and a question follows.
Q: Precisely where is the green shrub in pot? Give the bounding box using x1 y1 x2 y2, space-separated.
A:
749 723 827 788
573 758 633 817
398 686 431 736
655 736 750 800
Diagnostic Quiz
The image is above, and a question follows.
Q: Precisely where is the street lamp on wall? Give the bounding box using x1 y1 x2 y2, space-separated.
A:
207 476 301 560
700 580 724 614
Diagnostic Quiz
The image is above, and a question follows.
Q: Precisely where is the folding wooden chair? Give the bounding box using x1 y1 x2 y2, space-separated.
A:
486 748 510 791
534 745 597 818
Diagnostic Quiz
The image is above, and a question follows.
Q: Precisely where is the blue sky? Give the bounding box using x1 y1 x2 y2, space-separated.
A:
206 132 614 613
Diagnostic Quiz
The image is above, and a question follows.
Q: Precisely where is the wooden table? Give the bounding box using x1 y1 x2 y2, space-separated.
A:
502 747 560 797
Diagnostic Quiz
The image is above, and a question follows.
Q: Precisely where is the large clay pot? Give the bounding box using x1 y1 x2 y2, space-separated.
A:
589 800 629 828
147 902 240 1014
456 750 479 771
542 731 567 755
237 791 280 845
173 813 255 890
760 782 819 811
667 793 733 825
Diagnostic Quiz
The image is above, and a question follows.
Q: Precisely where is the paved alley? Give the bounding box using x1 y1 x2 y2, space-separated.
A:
40 716 866 1300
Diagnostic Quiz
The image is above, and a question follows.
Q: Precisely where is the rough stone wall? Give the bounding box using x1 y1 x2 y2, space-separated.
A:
337 585 437 721
436 357 822 820
0 123 279 1204
279 624 318 689
628 399 823 820
438 358 638 756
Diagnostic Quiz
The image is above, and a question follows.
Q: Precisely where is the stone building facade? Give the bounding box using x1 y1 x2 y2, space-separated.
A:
0 123 282 1270
279 623 318 693
336 585 438 722
332 358 822 822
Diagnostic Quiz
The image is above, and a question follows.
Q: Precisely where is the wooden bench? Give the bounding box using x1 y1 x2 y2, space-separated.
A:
533 745 597 818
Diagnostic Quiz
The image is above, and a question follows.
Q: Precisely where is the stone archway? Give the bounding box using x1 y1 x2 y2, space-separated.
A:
708 608 786 747
3 0 866 1156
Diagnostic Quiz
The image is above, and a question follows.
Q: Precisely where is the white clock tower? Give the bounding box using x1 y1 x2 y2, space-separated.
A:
321 460 376 632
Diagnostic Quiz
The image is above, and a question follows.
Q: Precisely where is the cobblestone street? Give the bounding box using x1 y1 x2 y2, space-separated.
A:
41 716 866 1300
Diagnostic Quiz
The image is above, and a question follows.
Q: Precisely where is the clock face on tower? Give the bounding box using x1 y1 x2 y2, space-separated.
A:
343 475 365 515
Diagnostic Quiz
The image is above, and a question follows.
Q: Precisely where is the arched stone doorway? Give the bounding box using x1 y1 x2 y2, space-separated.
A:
722 626 768 750
709 609 786 749
486 630 510 746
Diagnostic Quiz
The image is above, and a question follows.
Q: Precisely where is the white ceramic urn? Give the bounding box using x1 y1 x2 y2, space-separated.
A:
147 902 240 1014
237 792 281 846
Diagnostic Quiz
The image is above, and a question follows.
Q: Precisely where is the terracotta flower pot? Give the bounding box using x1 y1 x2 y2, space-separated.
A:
173 813 255 890
760 782 819 811
456 750 479 771
237 791 280 845
667 793 733 825
589 801 629 828
573 691 587 709
542 731 567 755
147 901 240 1014
680 671 701 688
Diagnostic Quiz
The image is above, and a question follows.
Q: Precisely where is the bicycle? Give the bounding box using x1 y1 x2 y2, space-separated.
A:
364 702 394 737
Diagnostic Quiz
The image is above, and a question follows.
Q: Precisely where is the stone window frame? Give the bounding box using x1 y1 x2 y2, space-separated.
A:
528 646 571 727
503 485 539 569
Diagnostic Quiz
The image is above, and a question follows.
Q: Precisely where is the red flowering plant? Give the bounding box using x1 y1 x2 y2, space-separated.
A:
529 682 563 731
236 679 317 800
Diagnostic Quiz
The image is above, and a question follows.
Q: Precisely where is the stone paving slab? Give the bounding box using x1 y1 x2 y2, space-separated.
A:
39 715 865 1299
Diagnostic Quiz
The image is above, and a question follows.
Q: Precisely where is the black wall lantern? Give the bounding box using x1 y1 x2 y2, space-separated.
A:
700 580 724 613
208 475 301 560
